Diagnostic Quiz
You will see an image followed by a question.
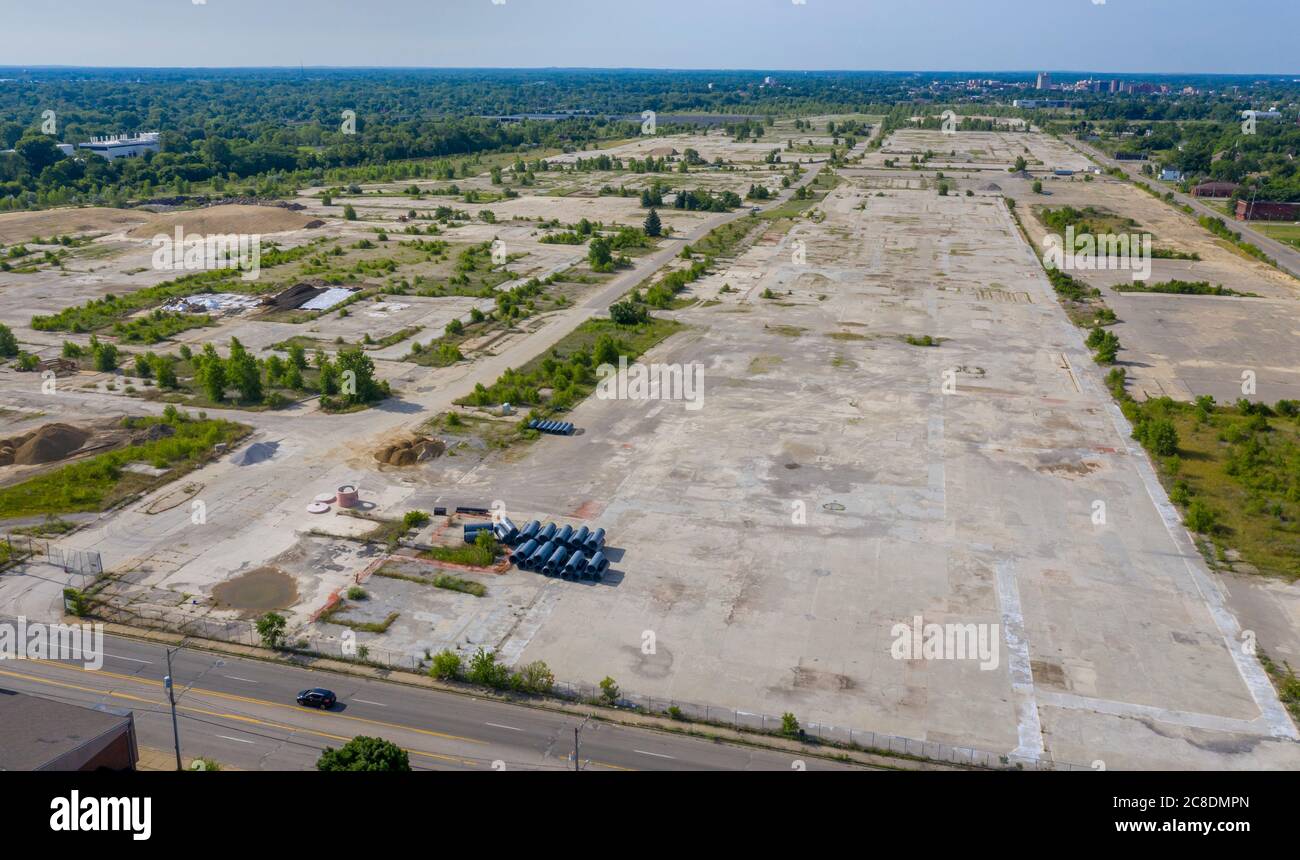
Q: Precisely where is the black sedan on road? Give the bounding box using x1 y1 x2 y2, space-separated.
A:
296 688 337 708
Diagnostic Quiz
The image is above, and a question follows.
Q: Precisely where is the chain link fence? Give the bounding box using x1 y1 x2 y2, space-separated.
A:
91 601 424 670
87 601 1087 771
548 681 1088 771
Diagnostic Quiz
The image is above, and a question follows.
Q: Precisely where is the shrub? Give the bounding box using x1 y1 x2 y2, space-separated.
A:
511 660 555 694
255 612 287 648
403 510 431 530
598 676 620 705
430 649 463 681
781 712 802 737
467 647 511 688
1137 417 1179 457
0 323 17 358
1185 499 1218 534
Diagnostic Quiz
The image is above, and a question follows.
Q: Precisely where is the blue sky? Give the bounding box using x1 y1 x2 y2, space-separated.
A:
2 0 1297 74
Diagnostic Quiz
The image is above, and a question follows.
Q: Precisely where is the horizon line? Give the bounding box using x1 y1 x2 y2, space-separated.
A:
2 65 1299 78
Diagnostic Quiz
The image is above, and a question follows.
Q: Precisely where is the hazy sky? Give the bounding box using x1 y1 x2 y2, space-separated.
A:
2 0 1297 74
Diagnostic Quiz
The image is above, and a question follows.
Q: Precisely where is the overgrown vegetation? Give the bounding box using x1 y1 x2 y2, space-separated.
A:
458 316 682 423
0 411 249 519
1108 373 1300 578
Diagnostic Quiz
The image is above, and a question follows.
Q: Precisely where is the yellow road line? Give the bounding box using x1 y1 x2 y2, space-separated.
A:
0 665 480 767
24 657 486 746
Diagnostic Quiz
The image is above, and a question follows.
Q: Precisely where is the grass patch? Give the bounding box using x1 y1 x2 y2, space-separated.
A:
1112 279 1257 297
8 516 77 537
1110 384 1300 579
420 543 497 568
318 604 400 633
459 316 683 420
373 564 485 596
0 413 249 519
432 574 486 597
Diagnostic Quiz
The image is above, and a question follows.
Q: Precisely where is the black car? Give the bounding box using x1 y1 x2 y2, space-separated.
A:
296 688 337 708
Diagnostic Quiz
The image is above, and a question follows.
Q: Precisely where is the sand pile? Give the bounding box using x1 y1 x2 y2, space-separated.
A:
375 436 445 467
232 441 278 466
0 423 91 466
128 204 319 239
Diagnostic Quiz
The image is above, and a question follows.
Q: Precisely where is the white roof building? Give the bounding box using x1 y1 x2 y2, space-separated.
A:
78 132 161 161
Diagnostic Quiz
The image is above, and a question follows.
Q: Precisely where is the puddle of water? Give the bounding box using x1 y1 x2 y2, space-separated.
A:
212 566 299 617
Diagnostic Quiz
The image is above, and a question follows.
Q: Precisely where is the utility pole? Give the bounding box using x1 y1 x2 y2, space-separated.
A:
164 646 182 771
572 715 592 772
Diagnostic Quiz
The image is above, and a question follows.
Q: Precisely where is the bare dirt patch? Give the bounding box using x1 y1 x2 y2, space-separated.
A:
127 204 320 238
0 206 148 244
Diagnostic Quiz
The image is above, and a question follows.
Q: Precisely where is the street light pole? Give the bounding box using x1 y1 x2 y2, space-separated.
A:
164 647 182 771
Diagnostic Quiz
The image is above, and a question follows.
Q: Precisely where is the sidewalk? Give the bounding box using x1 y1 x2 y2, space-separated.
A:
88 617 960 771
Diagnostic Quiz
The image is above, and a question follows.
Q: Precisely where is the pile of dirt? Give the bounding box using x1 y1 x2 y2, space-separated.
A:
375 436 445 467
127 204 319 239
0 423 91 466
0 206 148 245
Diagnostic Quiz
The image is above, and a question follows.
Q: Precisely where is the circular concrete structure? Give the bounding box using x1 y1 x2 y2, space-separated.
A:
335 484 360 508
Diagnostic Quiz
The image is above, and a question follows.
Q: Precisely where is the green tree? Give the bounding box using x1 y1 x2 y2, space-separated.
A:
781 712 801 737
255 612 286 648
598 676 620 705
342 204 357 221
587 236 613 271
283 361 303 391
15 133 63 174
609 302 648 326
0 323 18 357
593 333 620 367
198 344 227 402
335 347 384 405
316 736 410 772
152 355 178 389
92 341 119 372
643 207 662 237
225 337 262 403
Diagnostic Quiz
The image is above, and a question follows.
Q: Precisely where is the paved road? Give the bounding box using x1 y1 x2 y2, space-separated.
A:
0 630 873 771
1064 135 1300 280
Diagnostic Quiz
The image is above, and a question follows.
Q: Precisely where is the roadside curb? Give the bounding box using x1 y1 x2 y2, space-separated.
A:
84 617 962 771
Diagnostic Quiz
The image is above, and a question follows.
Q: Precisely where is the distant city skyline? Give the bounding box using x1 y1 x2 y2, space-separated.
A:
2 0 1297 74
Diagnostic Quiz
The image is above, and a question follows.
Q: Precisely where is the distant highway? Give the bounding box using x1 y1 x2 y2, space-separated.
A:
0 630 876 771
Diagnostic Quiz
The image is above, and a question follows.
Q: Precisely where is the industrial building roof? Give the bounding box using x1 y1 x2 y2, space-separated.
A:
0 689 134 771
